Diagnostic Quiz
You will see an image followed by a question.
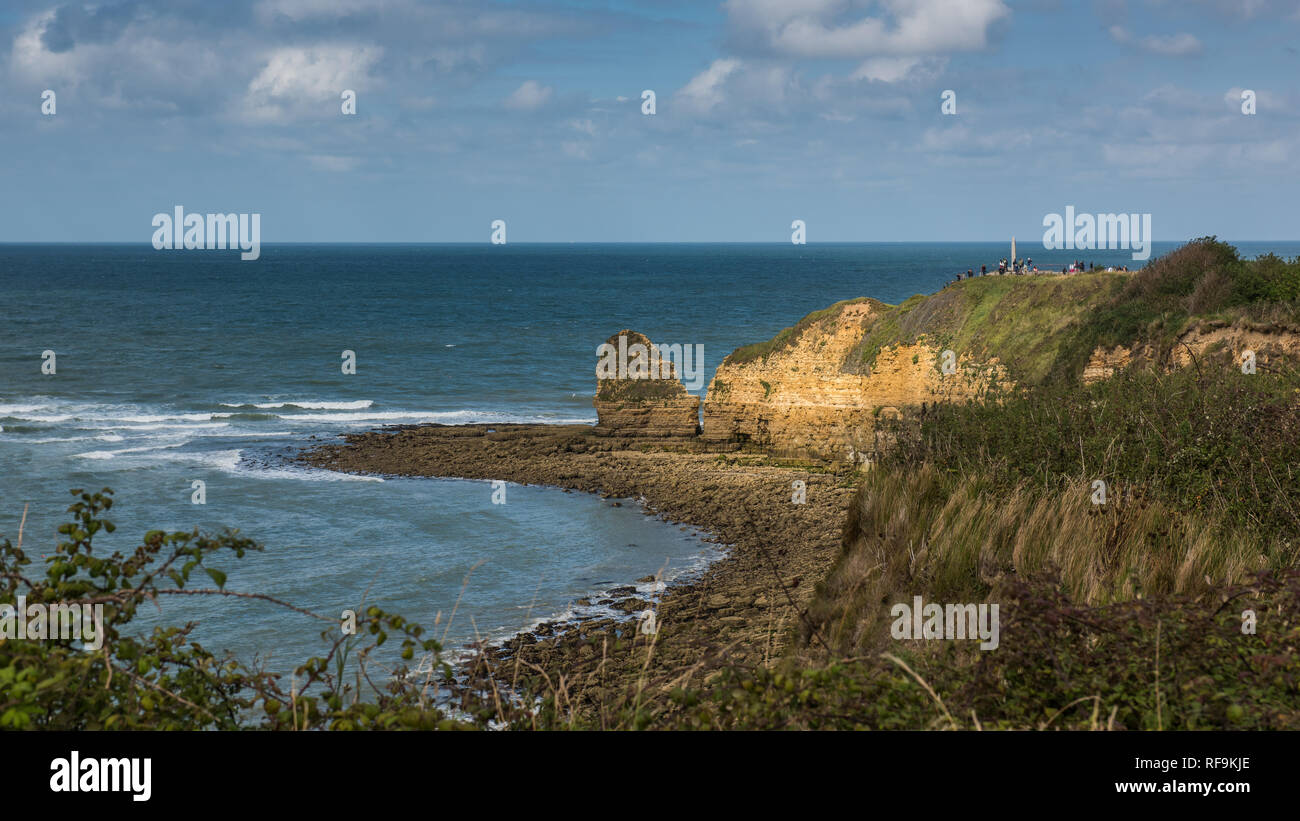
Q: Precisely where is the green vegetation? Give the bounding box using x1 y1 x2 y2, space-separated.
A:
722 237 1300 388
841 237 1300 386
647 570 1300 730
1 489 465 730
1046 238 1300 378
761 238 1300 730
8 239 1300 731
846 274 1126 383
493 240 1300 730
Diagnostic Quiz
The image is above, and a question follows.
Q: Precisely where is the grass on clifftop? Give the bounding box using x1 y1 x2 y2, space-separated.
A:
845 273 1126 384
725 237 1300 385
1050 237 1300 377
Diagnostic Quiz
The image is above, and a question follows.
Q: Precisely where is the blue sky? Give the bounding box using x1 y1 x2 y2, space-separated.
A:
2 0 1298 242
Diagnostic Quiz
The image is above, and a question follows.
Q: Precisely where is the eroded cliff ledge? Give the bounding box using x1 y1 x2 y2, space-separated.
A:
1083 319 1300 383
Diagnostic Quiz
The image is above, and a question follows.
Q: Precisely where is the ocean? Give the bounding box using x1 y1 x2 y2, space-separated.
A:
2 241 1296 668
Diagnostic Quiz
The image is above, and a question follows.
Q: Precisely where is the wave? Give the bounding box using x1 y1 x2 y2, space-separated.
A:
241 464 385 482
0 397 595 450
73 443 185 460
277 411 452 423
3 411 218 426
154 449 384 481
3 413 76 423
211 412 281 421
276 410 596 425
91 422 231 431
219 400 375 410
5 432 125 444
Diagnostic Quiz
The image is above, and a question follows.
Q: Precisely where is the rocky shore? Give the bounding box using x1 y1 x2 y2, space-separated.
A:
298 423 857 712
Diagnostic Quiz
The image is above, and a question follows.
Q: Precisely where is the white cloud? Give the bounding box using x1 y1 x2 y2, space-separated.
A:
256 0 398 22
853 56 919 82
243 45 383 123
675 58 742 112
504 80 553 110
561 141 590 159
307 154 360 171
1140 32 1203 57
1109 26 1202 57
725 0 1009 58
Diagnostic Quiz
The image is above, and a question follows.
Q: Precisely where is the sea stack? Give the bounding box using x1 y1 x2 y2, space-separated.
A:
593 330 701 437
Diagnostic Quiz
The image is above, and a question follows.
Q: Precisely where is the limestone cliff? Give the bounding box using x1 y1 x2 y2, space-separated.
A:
593 330 700 437
702 298 1004 462
700 268 1300 463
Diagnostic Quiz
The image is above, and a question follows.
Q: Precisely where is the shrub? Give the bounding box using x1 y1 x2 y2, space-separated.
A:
0 489 466 730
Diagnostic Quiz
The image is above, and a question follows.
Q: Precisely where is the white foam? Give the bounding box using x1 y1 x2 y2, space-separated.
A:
277 411 446 423
10 432 125 444
10 414 76 423
115 413 215 423
91 422 230 431
73 443 184 460
204 430 297 438
277 410 596 425
151 449 244 471
220 400 375 410
246 465 385 482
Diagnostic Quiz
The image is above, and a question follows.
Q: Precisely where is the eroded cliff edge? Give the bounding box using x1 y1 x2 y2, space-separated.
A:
688 269 1300 463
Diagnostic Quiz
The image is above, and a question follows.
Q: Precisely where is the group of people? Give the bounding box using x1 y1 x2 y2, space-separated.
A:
998 257 1034 274
953 257 1035 281
950 258 1132 285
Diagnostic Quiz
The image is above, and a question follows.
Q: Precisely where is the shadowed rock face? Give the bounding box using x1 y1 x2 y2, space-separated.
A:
593 330 700 437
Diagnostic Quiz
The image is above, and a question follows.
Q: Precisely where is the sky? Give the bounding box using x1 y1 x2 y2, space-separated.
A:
2 0 1298 243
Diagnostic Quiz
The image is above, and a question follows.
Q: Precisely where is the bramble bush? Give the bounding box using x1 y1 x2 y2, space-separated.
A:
0 488 468 730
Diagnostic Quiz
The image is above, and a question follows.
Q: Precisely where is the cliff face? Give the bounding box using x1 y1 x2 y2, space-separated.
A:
599 266 1300 462
702 300 1001 462
593 330 701 438
1082 321 1300 384
1170 321 1300 372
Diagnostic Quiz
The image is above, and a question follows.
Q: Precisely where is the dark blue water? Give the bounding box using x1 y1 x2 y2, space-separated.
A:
2 241 1295 670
